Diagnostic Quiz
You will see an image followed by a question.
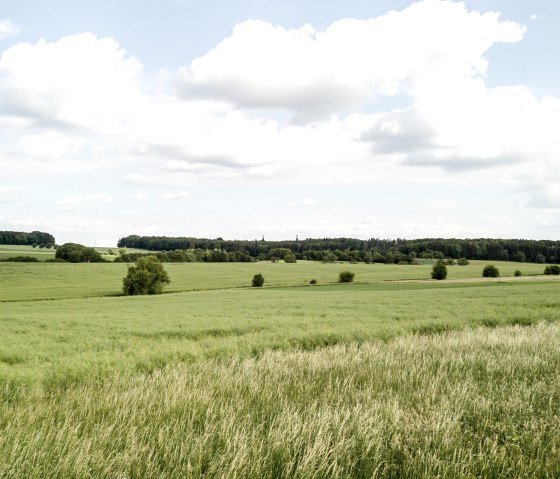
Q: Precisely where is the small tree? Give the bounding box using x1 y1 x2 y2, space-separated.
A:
431 261 447 280
544 265 560 275
122 255 170 295
482 264 500 278
514 270 522 277
338 271 355 283
252 273 264 287
284 253 297 263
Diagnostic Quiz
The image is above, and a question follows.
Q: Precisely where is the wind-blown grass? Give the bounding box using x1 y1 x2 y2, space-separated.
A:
1 322 559 478
1 280 559 385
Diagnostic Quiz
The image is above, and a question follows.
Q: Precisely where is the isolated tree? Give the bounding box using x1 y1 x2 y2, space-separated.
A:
482 264 500 278
252 273 265 287
431 261 447 280
122 255 170 295
338 271 355 283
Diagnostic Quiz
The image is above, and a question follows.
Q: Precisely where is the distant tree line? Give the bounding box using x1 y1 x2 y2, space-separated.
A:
115 249 253 263
0 230 55 248
117 235 560 264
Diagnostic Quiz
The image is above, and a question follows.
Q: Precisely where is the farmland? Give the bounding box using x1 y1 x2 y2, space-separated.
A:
1 258 559 477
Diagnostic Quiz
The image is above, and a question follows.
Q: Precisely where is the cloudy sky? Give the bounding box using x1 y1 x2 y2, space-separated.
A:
1 0 559 246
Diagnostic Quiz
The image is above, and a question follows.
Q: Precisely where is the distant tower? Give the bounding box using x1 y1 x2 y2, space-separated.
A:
296 235 299 241
262 235 265 242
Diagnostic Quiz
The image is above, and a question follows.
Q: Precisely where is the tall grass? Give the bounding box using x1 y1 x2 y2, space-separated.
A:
1 322 559 478
2 281 559 385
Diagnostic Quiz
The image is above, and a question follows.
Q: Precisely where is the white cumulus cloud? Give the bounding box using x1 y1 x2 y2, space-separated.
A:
0 33 144 132
176 0 524 122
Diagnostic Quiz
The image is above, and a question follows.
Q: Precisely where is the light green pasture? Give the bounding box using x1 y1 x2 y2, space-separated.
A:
0 244 56 260
0 260 551 302
1 279 558 385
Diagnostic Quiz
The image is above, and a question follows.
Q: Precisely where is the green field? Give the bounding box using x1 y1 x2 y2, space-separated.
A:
0 244 151 262
0 259 550 302
1 259 559 477
0 244 56 260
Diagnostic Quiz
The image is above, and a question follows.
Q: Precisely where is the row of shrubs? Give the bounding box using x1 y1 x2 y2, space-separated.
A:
432 262 560 280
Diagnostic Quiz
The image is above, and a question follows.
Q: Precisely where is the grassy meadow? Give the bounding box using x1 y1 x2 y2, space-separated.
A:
0 244 56 261
1 256 559 477
2 323 560 478
0 259 550 302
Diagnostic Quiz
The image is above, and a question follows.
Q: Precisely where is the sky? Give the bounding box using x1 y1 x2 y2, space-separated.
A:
1 0 559 246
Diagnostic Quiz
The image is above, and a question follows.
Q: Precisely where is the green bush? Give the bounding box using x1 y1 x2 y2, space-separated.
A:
55 243 104 263
309 279 317 285
514 270 522 277
544 265 560 275
283 253 297 263
122 256 170 295
482 265 500 278
252 274 265 288
457 258 469 266
431 261 447 280
338 271 355 283
0 256 39 262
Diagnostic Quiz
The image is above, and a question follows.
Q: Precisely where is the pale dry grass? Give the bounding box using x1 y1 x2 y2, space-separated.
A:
1 322 559 478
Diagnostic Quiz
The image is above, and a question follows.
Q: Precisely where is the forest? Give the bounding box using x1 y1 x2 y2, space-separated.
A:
118 235 560 263
0 230 55 248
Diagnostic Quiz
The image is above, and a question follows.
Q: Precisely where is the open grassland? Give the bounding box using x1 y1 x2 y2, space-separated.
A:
0 244 150 262
1 273 559 385
1 323 560 478
0 259 551 302
0 244 56 261
1 260 559 477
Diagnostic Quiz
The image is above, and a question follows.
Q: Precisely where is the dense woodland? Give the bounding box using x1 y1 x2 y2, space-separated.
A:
118 235 560 264
0 230 55 247
2 230 559 264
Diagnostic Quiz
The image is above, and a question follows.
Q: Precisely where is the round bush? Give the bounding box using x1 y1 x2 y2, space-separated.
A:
431 261 447 280
544 265 560 275
514 270 522 277
338 271 355 283
309 279 317 285
482 265 500 278
252 273 265 287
